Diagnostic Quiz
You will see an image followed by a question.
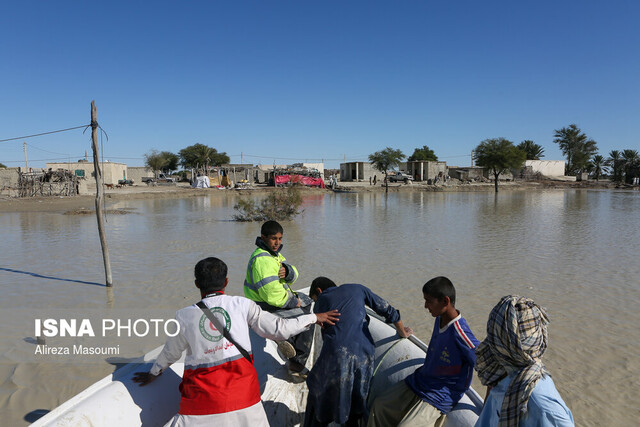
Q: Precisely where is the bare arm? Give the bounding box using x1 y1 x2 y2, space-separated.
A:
394 320 413 338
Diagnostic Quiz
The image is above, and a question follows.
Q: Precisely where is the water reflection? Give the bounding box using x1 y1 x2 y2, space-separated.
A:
1 189 640 426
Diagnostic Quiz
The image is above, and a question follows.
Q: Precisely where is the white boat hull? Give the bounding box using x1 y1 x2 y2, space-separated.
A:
32 289 482 426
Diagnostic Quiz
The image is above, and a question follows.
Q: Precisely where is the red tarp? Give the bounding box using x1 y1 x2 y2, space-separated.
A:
275 174 325 188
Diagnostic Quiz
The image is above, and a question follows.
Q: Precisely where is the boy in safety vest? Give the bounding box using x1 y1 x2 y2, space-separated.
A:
244 220 312 373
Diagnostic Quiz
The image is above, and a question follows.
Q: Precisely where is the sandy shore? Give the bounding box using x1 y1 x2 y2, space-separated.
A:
0 179 625 214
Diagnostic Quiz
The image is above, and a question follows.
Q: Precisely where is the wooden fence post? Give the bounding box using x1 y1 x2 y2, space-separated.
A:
91 100 113 287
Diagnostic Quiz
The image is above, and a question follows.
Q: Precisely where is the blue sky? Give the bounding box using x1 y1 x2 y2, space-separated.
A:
1 1 639 169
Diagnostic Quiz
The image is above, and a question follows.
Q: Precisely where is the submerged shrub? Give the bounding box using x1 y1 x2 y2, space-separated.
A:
233 187 303 221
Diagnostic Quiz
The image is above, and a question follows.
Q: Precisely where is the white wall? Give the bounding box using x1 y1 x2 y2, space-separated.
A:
525 160 565 177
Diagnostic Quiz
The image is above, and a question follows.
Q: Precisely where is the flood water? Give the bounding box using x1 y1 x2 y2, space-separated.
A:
1 189 639 426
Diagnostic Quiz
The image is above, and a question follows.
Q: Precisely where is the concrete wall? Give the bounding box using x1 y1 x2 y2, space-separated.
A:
127 166 154 185
484 169 514 181
46 161 127 185
0 167 20 187
449 166 485 181
525 160 565 177
406 161 448 181
340 162 377 182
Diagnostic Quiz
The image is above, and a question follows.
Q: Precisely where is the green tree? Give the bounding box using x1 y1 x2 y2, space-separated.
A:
0 163 6 168
179 143 230 172
516 140 545 160
607 150 623 183
368 147 405 193
144 150 166 178
160 151 179 172
144 150 179 177
473 138 526 193
407 145 438 161
590 155 607 181
553 124 598 175
621 149 640 184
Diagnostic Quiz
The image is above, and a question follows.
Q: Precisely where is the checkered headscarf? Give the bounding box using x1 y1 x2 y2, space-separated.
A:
475 295 549 427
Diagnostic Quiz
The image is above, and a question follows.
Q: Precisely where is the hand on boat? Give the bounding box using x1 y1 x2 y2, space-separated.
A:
399 326 414 338
394 320 413 338
133 371 159 386
315 309 340 326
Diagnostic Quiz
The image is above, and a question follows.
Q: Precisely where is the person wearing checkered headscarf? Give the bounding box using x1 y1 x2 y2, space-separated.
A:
474 296 574 427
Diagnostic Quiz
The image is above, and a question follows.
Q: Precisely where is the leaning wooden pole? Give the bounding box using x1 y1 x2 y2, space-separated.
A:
90 100 113 287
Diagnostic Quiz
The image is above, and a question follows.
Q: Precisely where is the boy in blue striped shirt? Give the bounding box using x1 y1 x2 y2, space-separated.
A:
368 277 479 427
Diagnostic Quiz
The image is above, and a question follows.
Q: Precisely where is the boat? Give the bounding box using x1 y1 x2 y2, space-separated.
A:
32 288 483 426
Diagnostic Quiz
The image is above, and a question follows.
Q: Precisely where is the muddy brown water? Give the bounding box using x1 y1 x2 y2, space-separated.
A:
1 189 639 426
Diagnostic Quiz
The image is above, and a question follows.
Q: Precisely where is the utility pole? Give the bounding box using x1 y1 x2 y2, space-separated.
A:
23 142 29 171
90 101 113 287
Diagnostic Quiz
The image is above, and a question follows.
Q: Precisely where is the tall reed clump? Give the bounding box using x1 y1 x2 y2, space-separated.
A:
233 187 303 221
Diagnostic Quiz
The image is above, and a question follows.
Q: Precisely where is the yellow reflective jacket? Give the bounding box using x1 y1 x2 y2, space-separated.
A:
243 240 299 309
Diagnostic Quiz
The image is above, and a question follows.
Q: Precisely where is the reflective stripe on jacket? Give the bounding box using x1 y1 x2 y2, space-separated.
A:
243 247 299 308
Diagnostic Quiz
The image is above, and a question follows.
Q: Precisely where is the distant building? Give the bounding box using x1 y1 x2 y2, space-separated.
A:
46 160 127 185
216 164 256 185
127 166 154 184
254 163 324 185
405 161 448 182
340 162 377 182
524 160 565 178
448 166 485 181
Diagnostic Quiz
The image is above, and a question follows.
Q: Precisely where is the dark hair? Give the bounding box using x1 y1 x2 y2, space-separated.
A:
422 276 456 305
310 276 337 298
194 257 228 293
261 220 284 236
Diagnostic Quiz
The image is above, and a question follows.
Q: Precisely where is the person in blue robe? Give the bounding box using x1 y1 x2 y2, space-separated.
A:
304 277 412 427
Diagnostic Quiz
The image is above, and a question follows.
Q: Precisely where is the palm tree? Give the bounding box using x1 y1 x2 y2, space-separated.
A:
517 140 545 160
621 149 640 184
590 155 607 181
368 147 405 193
553 125 598 175
607 150 623 183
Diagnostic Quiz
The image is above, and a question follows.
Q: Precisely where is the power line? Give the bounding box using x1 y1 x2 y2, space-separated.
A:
2 156 85 164
25 142 72 157
228 153 370 161
0 125 89 143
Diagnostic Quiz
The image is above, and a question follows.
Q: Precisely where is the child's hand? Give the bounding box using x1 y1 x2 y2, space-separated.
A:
399 326 414 338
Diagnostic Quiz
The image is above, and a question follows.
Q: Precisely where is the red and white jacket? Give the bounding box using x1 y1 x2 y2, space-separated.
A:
150 294 316 415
